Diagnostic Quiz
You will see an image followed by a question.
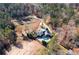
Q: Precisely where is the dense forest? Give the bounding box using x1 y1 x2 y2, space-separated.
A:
0 3 79 55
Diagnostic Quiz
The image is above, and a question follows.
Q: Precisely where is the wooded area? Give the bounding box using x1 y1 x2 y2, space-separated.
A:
0 3 79 55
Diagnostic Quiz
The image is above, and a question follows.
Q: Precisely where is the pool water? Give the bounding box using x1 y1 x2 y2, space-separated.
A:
37 35 50 40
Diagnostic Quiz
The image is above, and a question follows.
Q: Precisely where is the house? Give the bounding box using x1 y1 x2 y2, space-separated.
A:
11 15 54 43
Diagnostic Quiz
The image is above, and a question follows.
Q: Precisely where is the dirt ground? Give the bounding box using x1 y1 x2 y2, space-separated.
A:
7 40 44 55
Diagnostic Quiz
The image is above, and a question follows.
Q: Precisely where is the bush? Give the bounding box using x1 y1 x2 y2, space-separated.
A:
36 47 49 55
47 32 58 54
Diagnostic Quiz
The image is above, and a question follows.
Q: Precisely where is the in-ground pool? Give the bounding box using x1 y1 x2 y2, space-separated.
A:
36 27 52 42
